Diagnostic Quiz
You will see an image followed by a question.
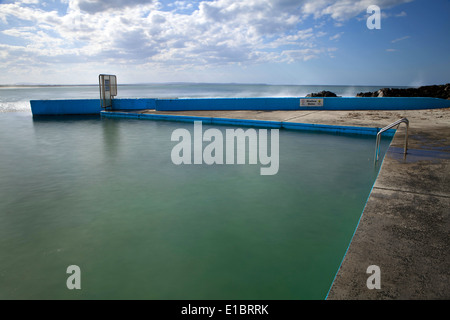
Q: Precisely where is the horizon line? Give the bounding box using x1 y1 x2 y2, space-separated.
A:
0 82 433 88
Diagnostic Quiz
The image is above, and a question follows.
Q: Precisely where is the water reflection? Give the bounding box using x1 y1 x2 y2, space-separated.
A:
101 117 121 162
388 146 450 163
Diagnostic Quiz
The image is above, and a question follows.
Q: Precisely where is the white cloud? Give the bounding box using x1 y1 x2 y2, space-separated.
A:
329 32 343 41
281 47 337 63
16 0 40 3
0 0 415 83
391 35 410 43
357 5 409 21
73 0 154 14
302 0 413 22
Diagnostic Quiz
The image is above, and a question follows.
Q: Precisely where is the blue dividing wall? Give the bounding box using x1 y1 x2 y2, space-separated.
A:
102 110 397 136
30 97 450 115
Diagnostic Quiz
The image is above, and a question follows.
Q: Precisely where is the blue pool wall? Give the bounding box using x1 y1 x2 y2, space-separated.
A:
30 97 450 115
31 99 100 115
154 97 450 111
30 98 157 115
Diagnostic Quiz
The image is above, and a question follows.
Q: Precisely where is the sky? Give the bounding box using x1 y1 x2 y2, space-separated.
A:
0 0 449 85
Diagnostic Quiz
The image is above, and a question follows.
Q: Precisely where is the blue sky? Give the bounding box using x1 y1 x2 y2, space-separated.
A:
0 0 449 85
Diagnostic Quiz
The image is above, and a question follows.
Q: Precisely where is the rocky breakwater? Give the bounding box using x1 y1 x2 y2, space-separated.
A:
306 90 338 97
356 83 450 99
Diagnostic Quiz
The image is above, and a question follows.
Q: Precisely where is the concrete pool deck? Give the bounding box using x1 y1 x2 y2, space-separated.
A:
107 107 450 300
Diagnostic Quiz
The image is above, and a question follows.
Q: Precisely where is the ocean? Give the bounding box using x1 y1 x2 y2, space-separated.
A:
0 83 409 113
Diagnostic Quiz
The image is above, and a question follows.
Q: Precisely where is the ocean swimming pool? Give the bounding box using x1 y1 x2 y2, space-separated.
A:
0 112 392 299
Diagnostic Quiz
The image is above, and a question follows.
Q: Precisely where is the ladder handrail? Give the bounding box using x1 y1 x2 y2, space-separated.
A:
374 118 409 162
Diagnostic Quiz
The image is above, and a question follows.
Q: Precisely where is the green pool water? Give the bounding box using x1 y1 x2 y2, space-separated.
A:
0 113 392 300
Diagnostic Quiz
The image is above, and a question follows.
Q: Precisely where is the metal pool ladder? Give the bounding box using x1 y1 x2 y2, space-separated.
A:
374 118 409 162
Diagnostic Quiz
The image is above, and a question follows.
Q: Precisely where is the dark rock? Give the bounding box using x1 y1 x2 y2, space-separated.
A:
306 90 337 97
356 83 450 99
356 91 378 97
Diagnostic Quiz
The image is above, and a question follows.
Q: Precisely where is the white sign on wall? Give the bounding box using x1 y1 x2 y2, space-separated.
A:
300 99 324 107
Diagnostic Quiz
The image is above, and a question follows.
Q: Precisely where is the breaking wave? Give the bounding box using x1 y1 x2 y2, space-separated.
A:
0 101 31 113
